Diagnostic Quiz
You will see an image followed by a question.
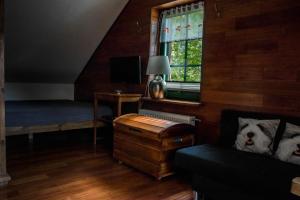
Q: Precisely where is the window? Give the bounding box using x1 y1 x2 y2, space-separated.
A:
159 2 204 93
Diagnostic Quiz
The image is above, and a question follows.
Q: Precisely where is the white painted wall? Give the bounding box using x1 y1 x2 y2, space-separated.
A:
5 0 129 83
5 83 74 101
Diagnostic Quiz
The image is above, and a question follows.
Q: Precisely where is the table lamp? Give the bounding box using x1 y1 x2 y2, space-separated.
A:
146 56 171 99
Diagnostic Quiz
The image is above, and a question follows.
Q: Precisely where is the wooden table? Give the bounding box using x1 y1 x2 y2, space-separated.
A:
93 92 142 144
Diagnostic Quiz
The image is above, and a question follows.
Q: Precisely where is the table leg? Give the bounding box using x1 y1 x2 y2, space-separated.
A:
137 99 142 112
93 126 97 145
93 97 98 145
117 100 122 117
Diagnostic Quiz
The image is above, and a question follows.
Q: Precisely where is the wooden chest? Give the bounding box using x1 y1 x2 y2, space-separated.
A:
113 113 195 180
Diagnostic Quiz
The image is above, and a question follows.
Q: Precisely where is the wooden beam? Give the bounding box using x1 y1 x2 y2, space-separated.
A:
0 0 11 186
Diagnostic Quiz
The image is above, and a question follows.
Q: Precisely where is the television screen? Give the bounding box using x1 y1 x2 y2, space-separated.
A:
110 56 141 84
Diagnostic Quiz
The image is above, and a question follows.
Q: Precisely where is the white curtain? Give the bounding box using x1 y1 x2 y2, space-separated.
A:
160 2 204 43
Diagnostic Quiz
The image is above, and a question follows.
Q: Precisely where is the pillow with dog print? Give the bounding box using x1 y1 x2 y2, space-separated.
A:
234 118 280 155
275 123 300 165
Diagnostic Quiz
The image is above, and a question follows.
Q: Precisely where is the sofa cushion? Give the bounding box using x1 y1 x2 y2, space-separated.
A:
175 144 300 196
219 110 286 150
235 118 280 155
276 123 300 165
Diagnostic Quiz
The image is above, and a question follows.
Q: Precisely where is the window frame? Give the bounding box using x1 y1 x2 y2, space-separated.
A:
150 0 204 101
161 38 202 84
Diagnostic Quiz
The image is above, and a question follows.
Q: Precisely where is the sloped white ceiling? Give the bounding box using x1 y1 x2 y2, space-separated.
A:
5 0 129 83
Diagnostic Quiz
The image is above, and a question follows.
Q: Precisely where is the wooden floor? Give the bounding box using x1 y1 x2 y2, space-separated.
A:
1 134 193 200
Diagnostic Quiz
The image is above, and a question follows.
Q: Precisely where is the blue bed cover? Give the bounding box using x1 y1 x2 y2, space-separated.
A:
5 100 112 127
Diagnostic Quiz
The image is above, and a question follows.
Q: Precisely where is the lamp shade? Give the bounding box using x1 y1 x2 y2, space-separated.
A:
146 56 170 75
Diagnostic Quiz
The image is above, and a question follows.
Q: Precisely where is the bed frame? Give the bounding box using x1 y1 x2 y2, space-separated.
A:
5 100 109 140
6 121 104 137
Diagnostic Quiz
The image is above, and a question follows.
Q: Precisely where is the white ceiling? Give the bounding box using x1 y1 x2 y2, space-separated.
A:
5 0 129 83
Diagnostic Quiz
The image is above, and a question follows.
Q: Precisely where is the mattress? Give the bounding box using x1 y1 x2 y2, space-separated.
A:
5 100 113 127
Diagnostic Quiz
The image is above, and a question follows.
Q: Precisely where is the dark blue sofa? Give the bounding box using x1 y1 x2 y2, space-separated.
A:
175 109 300 200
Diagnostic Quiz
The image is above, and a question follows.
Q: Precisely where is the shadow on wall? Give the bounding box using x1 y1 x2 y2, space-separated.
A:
5 83 74 100
5 0 129 83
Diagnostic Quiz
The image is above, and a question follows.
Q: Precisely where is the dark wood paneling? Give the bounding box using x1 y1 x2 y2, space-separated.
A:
76 0 300 144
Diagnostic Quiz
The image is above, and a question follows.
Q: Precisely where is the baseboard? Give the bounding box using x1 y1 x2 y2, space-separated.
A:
0 174 11 186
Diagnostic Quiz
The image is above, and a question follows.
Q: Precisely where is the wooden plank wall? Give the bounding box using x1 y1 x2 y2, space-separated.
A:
76 0 300 143
0 0 9 185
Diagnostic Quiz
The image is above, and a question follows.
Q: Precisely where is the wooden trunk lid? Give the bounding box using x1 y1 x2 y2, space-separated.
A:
113 114 195 139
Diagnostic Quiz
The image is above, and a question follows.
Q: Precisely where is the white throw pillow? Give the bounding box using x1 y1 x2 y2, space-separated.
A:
275 123 300 165
234 118 280 155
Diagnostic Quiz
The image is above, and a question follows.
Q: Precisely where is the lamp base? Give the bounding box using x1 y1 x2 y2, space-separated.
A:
149 75 167 99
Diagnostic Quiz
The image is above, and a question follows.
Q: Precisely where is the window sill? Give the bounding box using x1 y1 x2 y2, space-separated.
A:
142 97 202 107
166 82 200 92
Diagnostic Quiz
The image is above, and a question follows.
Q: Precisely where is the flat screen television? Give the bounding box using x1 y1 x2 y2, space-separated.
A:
110 56 141 84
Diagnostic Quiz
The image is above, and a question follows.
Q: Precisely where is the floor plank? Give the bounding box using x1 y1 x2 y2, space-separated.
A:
1 136 193 200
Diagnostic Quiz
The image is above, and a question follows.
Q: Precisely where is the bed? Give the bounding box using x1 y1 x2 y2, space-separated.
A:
5 100 112 136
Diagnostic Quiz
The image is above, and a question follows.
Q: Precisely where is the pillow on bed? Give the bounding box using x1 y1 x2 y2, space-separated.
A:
234 118 280 155
275 123 300 165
